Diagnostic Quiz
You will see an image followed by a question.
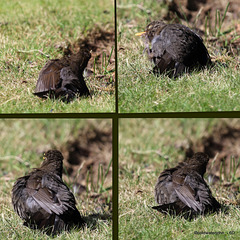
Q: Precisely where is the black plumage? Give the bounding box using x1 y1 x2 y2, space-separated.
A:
34 49 91 102
136 20 211 77
12 150 84 235
152 152 221 218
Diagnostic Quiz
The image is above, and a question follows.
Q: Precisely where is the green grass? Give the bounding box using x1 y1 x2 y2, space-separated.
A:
119 118 240 240
0 0 115 113
0 119 112 239
117 0 240 112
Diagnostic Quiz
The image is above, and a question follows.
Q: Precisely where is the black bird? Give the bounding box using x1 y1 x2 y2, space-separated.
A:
34 49 91 102
12 150 84 235
136 20 211 77
152 152 221 218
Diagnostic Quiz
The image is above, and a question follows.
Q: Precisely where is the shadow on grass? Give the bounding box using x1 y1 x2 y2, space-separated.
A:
83 212 112 230
151 203 232 221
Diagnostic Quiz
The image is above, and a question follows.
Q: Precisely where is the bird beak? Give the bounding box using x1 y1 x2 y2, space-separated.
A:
135 31 146 36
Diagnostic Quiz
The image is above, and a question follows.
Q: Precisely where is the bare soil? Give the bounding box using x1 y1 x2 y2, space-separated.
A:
76 27 115 72
60 125 112 210
165 0 240 26
181 123 240 204
185 124 240 177
59 26 115 94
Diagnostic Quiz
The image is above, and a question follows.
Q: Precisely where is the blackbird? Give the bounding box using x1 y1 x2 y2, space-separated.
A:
136 20 211 77
12 150 84 235
34 49 91 102
152 152 221 218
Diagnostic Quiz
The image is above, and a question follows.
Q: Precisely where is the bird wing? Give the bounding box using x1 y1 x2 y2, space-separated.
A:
27 172 76 216
186 173 220 211
173 171 217 213
174 174 203 212
155 164 185 205
152 25 200 62
151 33 188 77
152 49 177 75
31 187 62 214
12 175 30 219
34 60 62 93
155 172 176 204
151 35 167 58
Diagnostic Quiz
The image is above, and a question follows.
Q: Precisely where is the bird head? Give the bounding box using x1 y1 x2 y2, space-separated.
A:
135 20 167 42
40 150 64 177
187 152 209 176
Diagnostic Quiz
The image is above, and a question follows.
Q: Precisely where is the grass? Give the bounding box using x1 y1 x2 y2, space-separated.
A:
0 0 115 113
0 119 112 239
119 118 240 239
117 0 240 113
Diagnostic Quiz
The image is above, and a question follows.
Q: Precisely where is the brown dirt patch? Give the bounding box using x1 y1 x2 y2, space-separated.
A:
165 0 240 26
60 26 115 94
178 123 240 204
76 27 115 71
183 124 240 192
60 125 112 210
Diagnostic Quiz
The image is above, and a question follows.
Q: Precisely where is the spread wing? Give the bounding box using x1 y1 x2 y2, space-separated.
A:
26 172 76 216
12 175 30 220
155 163 207 212
154 163 186 205
173 174 203 212
173 171 217 213
34 60 62 94
12 170 83 234
185 173 219 211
